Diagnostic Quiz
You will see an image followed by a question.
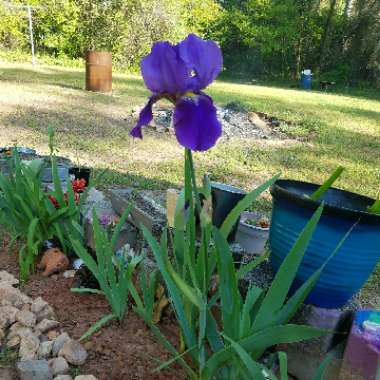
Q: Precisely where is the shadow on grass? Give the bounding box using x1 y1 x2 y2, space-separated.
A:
0 102 133 140
0 66 149 105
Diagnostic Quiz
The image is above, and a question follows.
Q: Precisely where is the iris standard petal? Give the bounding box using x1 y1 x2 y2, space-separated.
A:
173 94 222 151
130 96 158 139
178 34 223 91
141 41 191 95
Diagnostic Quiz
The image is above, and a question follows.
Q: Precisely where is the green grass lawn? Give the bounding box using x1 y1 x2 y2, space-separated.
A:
1 61 379 199
1 60 380 303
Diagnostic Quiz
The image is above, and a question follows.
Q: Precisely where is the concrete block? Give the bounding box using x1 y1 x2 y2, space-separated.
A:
108 188 166 236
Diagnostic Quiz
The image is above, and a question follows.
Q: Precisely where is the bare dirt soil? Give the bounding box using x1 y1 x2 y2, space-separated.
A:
0 238 186 380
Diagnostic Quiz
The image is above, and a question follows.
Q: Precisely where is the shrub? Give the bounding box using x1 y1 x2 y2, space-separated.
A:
71 207 143 340
0 153 83 280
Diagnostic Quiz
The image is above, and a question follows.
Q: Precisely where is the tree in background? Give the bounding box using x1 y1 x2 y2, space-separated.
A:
0 0 379 85
32 0 80 58
0 1 29 50
211 0 380 85
77 0 127 56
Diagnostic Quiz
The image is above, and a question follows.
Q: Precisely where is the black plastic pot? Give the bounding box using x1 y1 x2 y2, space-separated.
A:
41 239 61 253
42 165 69 183
69 167 91 185
211 182 246 242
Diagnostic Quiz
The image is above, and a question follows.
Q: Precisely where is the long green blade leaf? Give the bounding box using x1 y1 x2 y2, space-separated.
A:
309 166 344 201
278 351 288 380
205 324 327 377
71 288 104 295
79 314 116 341
368 199 380 214
222 334 266 380
253 203 324 331
213 227 242 340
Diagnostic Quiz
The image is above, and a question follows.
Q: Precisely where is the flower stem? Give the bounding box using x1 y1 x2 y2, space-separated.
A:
185 149 202 215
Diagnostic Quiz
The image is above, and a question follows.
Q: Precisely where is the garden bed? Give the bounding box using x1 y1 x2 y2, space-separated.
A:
0 234 186 380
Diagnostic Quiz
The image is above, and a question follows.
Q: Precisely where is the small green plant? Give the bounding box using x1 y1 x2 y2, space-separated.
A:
71 207 143 340
0 346 18 367
0 148 83 281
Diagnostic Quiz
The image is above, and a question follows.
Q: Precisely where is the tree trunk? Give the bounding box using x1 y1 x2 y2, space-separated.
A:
344 0 355 19
318 0 338 72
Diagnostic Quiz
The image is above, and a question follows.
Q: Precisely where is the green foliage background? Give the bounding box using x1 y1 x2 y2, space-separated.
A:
0 0 379 85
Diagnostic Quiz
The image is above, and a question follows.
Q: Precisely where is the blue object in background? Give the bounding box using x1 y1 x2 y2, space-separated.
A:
269 179 380 308
301 69 312 90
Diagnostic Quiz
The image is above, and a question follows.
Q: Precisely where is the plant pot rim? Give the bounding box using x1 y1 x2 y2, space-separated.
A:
70 167 91 171
211 181 246 195
240 211 270 231
271 179 380 224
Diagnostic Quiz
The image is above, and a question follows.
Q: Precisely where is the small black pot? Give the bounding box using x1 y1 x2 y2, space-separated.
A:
42 165 69 183
211 182 246 242
41 239 61 253
69 167 91 185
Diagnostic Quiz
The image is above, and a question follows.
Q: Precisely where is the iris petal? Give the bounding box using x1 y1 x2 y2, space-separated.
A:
141 42 191 95
173 94 222 151
130 96 159 139
178 34 223 91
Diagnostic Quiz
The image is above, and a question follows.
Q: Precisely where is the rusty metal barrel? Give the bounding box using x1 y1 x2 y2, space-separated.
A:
85 51 112 92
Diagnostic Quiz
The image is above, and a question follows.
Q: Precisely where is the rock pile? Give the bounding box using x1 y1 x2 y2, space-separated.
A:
0 270 97 380
129 103 292 141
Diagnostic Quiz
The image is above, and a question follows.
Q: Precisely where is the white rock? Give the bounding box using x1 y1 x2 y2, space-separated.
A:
0 284 30 308
38 340 54 359
16 309 37 328
75 376 98 380
52 333 70 356
54 376 73 380
63 270 76 279
0 327 4 340
36 319 59 333
49 357 69 376
31 297 48 314
16 359 53 380
31 297 55 322
0 299 12 306
47 330 60 340
8 322 34 340
59 340 88 366
19 334 40 361
7 335 20 348
0 304 19 328
0 271 19 286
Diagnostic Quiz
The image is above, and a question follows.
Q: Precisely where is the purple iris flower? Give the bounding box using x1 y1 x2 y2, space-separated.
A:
130 34 223 151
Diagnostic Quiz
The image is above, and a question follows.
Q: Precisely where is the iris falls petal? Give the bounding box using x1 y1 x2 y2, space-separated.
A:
130 96 159 139
173 94 222 151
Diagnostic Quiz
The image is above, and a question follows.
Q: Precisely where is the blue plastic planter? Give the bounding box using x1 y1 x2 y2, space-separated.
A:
269 180 380 308
301 73 312 90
